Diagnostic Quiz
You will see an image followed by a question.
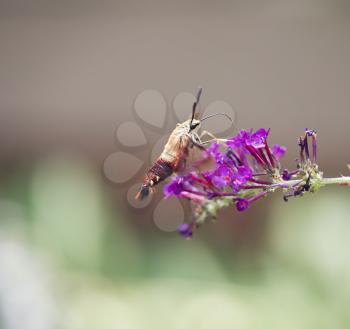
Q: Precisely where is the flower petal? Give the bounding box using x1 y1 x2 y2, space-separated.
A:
272 144 287 160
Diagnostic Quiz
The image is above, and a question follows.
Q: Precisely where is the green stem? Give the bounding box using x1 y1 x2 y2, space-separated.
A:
321 176 350 185
276 176 350 188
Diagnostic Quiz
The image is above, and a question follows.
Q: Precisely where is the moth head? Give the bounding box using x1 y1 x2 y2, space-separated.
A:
189 118 201 131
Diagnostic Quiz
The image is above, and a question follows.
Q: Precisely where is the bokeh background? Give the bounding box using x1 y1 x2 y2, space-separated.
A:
1 1 350 328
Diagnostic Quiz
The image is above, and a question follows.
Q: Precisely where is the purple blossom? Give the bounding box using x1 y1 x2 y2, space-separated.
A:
205 141 220 156
211 175 229 188
226 129 251 149
272 144 286 160
178 223 193 238
161 127 301 236
204 141 224 163
166 128 283 207
205 171 228 189
164 176 185 198
246 128 269 148
216 165 235 186
282 169 292 180
305 128 316 137
236 198 249 211
299 128 317 163
282 169 300 181
236 165 253 184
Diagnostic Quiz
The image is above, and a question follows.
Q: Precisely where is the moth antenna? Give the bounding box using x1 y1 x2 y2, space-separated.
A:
190 86 203 126
200 112 233 123
196 86 203 103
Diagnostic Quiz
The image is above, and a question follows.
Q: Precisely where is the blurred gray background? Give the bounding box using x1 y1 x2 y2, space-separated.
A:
1 0 349 172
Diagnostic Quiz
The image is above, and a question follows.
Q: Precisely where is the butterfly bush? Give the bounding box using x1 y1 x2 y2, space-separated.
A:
164 128 350 238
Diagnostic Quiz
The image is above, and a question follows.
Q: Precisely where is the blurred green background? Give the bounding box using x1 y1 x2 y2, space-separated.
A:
1 1 350 328
1 153 350 329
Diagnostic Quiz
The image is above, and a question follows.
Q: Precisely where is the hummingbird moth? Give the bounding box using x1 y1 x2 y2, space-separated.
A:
135 87 232 200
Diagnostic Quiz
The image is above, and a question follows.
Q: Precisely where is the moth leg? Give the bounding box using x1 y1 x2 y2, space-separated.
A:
199 130 227 145
199 130 216 140
190 132 217 147
190 137 206 151
188 134 216 170
186 132 204 149
190 132 202 144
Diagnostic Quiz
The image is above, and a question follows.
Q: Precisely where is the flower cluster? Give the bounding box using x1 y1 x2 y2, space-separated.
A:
163 127 336 238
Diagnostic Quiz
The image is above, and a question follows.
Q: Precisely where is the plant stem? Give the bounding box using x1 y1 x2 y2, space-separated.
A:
321 176 350 185
276 176 350 189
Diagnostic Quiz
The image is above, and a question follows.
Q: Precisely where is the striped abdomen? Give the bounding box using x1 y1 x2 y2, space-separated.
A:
135 159 175 200
135 122 192 200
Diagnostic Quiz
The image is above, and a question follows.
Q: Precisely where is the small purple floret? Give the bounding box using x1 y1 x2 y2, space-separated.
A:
236 198 249 211
164 177 184 198
226 129 251 148
247 128 269 149
178 223 193 237
237 165 253 182
204 142 224 163
282 169 291 180
272 144 287 160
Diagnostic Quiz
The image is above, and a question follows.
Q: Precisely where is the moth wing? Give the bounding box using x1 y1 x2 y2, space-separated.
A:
185 142 216 173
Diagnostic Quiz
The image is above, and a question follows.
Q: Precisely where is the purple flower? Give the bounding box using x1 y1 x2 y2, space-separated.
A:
211 176 229 188
282 169 291 180
205 141 220 156
272 144 286 160
178 223 193 238
235 198 249 211
163 127 290 219
216 164 233 177
246 128 269 149
304 128 317 162
226 130 251 149
204 142 224 163
236 165 253 184
208 172 229 189
236 191 268 211
164 176 185 198
282 169 300 181
305 128 316 137
203 165 234 188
